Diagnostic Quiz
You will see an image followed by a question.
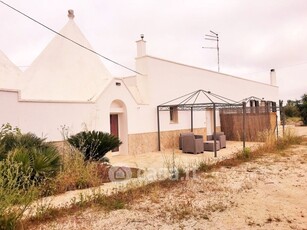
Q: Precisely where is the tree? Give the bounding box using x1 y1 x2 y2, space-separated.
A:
284 100 301 118
298 94 307 125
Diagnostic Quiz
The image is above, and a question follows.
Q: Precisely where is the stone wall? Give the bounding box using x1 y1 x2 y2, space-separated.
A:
128 127 209 154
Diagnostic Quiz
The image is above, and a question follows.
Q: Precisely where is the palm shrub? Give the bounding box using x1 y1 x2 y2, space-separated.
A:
0 132 61 182
0 132 45 160
68 131 122 161
7 146 61 182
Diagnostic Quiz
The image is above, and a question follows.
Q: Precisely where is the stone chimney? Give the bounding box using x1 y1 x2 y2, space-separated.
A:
270 69 277 86
136 34 146 57
68 9 75 19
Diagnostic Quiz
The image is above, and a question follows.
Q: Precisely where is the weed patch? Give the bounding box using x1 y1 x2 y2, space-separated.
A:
23 127 304 228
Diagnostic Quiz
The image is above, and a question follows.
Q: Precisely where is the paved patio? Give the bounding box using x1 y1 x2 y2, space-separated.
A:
106 141 259 171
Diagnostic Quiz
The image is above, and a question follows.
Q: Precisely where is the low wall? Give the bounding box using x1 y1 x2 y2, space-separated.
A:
128 127 209 154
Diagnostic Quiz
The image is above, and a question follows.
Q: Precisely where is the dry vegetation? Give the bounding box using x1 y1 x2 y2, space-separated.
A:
41 143 142 196
22 129 307 229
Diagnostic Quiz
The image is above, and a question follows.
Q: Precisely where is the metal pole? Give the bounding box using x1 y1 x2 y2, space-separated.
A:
276 113 279 139
213 103 217 157
191 107 194 132
217 34 220 72
279 100 285 136
243 102 246 150
157 106 161 151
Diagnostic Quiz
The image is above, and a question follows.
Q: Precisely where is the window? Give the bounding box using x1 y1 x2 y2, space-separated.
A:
170 106 178 123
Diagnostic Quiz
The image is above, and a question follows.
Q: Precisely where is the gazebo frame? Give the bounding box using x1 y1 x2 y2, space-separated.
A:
157 89 245 157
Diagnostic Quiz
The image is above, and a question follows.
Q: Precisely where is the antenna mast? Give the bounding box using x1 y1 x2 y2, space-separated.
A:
203 30 220 72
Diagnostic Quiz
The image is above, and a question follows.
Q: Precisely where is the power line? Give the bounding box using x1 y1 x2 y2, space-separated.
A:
0 0 143 75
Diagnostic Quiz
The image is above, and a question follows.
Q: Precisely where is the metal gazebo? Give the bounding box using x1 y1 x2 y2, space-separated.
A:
157 89 244 157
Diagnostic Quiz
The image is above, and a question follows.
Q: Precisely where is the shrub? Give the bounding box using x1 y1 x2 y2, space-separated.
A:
67 131 122 161
44 148 101 195
0 132 61 183
0 159 39 229
198 161 211 172
0 123 21 141
254 128 302 155
8 146 61 183
241 147 251 159
284 104 300 118
0 132 47 160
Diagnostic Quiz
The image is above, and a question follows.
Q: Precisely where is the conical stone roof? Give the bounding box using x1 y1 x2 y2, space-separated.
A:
0 50 21 90
21 10 112 101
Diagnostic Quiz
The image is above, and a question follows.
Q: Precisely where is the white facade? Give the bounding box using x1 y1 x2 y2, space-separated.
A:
0 11 279 154
0 50 21 90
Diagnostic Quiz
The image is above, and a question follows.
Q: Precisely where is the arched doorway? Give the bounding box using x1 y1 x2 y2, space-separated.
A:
110 100 128 154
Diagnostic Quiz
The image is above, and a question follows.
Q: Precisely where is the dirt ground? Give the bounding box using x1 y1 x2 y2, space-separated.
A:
29 128 307 230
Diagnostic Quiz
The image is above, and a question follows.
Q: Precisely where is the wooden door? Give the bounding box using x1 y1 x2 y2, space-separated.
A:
110 114 119 152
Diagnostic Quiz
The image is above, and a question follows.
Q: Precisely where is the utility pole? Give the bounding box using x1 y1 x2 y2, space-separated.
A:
203 30 220 72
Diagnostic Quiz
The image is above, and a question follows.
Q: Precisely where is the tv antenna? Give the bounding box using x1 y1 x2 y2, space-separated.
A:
202 30 220 72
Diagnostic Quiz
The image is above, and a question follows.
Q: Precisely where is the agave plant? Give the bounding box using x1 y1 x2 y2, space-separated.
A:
68 131 122 161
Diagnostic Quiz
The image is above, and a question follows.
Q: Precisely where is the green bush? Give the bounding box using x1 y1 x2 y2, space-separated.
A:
8 146 61 182
0 132 46 160
284 94 307 125
297 94 307 125
284 104 300 118
67 131 122 161
0 132 61 182
0 123 21 140
242 147 251 159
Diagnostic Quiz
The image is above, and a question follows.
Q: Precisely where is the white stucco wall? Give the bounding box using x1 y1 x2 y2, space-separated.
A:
0 51 21 90
0 90 96 140
0 52 279 153
0 90 20 126
144 56 278 104
0 79 140 154
128 55 279 134
0 79 139 138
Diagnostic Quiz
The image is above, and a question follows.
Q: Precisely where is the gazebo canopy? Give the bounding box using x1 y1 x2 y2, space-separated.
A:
156 89 245 156
156 89 282 157
158 89 241 111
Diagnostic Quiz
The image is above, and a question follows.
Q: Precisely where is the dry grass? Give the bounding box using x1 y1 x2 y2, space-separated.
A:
24 179 183 228
255 128 303 155
41 143 144 196
286 117 303 126
41 147 102 196
23 128 304 228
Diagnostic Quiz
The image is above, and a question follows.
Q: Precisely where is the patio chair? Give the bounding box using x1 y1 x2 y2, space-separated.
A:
179 132 193 150
207 132 226 149
181 133 204 154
